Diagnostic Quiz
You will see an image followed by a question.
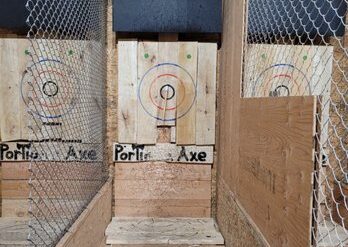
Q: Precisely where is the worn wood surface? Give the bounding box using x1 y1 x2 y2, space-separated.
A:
176 42 197 145
196 43 217 145
106 217 224 245
157 42 178 126
238 96 316 247
0 39 29 141
56 179 112 247
117 41 138 143
137 42 159 144
114 162 211 217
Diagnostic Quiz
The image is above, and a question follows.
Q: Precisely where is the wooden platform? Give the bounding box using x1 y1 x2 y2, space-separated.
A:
0 217 29 246
105 217 224 246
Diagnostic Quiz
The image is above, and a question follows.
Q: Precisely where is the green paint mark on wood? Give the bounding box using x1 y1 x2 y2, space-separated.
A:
24 50 30 55
144 53 149 59
68 49 74 56
261 54 266 59
187 54 192 59
303 55 308 61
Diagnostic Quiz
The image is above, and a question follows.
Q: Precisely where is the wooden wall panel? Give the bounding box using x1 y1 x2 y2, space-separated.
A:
114 163 211 217
238 96 316 247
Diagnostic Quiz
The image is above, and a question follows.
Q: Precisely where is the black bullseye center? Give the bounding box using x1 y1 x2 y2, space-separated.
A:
43 81 59 97
160 84 175 100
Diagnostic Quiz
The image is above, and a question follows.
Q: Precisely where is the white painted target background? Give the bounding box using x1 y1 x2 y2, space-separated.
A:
138 63 196 122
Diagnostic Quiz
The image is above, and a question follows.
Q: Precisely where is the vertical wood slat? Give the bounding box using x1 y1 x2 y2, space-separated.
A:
0 39 29 141
157 42 178 126
117 41 138 143
196 43 217 145
176 42 198 145
137 42 158 144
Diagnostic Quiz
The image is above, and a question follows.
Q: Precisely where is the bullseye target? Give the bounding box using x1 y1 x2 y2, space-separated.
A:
21 59 79 119
252 64 311 97
138 63 196 121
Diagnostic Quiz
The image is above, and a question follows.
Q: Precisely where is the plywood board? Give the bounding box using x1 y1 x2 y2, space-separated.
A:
137 42 158 144
118 41 138 143
2 199 29 217
176 42 197 145
196 43 217 145
113 143 213 164
106 217 224 245
238 96 316 247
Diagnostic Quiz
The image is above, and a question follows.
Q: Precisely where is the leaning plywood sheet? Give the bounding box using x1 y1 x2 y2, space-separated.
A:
113 143 213 164
243 44 333 144
238 96 316 247
118 41 137 143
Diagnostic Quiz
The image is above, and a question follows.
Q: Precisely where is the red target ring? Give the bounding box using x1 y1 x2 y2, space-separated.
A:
149 73 186 111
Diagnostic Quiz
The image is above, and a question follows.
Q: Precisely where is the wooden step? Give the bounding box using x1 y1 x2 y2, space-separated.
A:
105 217 225 247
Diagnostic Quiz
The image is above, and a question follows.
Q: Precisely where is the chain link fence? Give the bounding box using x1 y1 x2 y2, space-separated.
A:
25 0 108 245
242 0 348 246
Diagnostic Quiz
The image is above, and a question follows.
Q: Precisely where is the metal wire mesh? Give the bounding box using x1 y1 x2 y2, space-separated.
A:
24 0 108 246
243 0 348 246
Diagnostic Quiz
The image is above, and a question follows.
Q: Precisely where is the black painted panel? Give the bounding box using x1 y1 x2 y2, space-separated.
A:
113 0 222 33
0 0 27 30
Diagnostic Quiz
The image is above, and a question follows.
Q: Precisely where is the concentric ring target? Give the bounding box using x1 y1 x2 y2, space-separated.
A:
21 59 79 119
138 63 196 121
252 64 311 97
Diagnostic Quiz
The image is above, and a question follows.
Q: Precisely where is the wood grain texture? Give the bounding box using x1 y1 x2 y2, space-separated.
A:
176 42 197 145
106 217 224 245
114 162 211 217
118 41 138 143
157 42 178 126
56 179 112 247
0 39 29 141
238 96 316 247
196 43 217 145
137 42 158 144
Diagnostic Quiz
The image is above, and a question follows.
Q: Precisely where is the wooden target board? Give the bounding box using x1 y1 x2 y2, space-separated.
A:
118 41 217 145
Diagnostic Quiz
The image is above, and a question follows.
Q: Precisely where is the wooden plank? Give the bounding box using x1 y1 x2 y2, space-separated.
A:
118 41 138 143
115 199 211 218
106 217 224 245
157 42 178 126
1 162 29 180
2 199 29 217
113 143 213 164
196 43 217 145
115 163 211 181
238 96 316 247
0 39 29 141
114 180 211 200
56 179 112 247
137 42 158 144
176 42 198 145
2 180 102 199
